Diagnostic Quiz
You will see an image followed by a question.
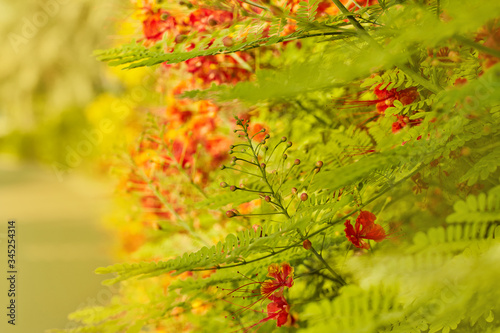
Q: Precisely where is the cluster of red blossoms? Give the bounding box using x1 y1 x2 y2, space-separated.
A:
225 263 295 331
139 1 253 89
139 0 380 89
372 84 422 133
344 210 387 249
349 82 421 133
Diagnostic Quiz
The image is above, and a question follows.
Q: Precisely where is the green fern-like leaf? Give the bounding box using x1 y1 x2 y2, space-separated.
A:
95 222 294 284
459 147 500 186
303 284 402 332
296 0 321 29
447 187 500 224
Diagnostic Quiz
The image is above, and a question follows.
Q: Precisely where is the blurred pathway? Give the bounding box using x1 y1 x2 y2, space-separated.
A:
0 162 114 332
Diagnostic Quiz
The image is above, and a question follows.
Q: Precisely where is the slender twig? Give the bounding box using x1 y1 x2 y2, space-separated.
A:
302 263 342 284
456 35 500 59
224 166 262 177
235 187 272 194
238 212 287 217
309 246 346 285
241 0 270 11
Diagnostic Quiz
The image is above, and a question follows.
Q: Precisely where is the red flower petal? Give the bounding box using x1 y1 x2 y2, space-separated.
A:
344 211 387 249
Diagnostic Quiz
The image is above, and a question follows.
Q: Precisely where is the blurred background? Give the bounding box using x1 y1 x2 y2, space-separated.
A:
0 0 132 331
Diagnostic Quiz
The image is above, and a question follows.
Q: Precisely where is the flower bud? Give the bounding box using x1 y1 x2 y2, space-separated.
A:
226 210 237 218
265 196 271 202
220 182 228 188
230 185 237 191
260 163 266 169
175 34 186 43
281 136 287 142
294 159 301 165
300 193 308 201
291 187 297 195
283 154 287 160
316 161 324 168
220 165 226 170
303 239 312 250
223 36 234 47
208 18 218 26
265 134 270 139
287 141 292 147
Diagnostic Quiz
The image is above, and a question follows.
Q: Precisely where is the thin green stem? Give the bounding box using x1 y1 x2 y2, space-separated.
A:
240 123 291 218
302 264 341 284
275 164 296 193
310 246 346 285
238 212 286 217
233 157 259 166
296 227 345 285
241 0 270 11
224 166 262 178
330 0 370 37
456 35 500 59
236 187 272 194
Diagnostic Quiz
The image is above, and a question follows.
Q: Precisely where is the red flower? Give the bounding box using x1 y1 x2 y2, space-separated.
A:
373 85 419 114
340 83 419 118
391 114 422 133
260 263 294 298
344 211 386 249
141 6 173 43
266 295 290 327
240 295 292 332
